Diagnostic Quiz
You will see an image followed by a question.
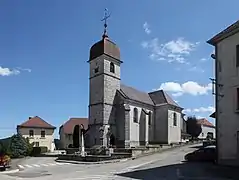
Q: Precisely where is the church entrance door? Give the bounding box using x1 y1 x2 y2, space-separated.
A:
110 134 115 147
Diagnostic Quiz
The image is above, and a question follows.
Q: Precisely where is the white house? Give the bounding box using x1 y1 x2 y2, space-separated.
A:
197 118 215 139
17 116 56 152
207 20 239 166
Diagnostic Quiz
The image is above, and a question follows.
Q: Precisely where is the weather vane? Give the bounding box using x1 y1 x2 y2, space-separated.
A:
101 8 111 38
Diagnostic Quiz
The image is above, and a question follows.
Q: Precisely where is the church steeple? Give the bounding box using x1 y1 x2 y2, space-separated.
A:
87 9 122 147
101 8 110 39
88 9 122 63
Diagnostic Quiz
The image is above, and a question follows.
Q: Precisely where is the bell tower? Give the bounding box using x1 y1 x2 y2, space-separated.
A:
87 9 123 147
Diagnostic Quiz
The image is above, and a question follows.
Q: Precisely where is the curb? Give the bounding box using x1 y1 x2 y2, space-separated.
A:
0 169 19 174
55 143 201 165
55 158 130 165
131 142 201 160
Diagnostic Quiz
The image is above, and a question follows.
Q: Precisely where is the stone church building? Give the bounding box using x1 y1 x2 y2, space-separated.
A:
86 30 183 148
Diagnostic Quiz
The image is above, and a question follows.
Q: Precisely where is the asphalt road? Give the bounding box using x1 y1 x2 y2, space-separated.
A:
0 144 236 180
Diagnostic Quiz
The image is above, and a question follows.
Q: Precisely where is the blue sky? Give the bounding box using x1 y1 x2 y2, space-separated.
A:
1 0 239 138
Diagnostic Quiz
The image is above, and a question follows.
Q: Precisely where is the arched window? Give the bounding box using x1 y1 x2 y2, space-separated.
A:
173 112 177 126
94 66 99 73
133 108 138 123
148 111 152 125
110 62 115 73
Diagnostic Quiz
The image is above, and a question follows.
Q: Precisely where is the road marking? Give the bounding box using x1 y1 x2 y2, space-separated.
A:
48 163 57 166
62 162 70 165
120 158 164 173
55 162 64 165
18 165 24 169
17 162 72 170
25 165 33 168
65 175 117 180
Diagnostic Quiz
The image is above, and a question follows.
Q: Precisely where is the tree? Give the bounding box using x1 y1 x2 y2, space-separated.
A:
186 116 202 139
0 141 6 155
8 134 33 158
0 137 11 155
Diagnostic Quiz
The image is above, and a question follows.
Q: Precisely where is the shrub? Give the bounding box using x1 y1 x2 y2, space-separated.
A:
31 147 41 156
7 134 33 158
31 146 48 156
40 146 48 153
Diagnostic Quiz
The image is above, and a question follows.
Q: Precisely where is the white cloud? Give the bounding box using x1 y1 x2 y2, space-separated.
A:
188 66 205 73
0 66 20 76
196 115 204 119
16 67 32 73
200 58 208 62
141 37 199 64
0 66 31 76
143 22 151 34
158 81 212 96
183 106 215 114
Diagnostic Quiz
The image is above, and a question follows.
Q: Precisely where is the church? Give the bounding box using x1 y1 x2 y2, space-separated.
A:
86 17 183 148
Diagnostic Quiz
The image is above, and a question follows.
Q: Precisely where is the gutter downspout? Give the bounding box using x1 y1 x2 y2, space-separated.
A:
215 46 219 164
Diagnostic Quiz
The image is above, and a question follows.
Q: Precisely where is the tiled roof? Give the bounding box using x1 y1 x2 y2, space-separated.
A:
61 118 88 134
207 20 239 46
148 90 180 107
17 116 56 129
197 118 215 128
120 84 181 108
120 84 154 105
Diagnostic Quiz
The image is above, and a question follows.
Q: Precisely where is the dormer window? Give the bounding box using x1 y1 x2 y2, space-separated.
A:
110 62 115 73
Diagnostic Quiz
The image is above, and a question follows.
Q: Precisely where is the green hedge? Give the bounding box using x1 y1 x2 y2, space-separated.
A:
31 146 48 156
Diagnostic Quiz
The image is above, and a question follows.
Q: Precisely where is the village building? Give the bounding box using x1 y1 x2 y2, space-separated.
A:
59 118 88 149
208 20 239 166
17 116 56 152
86 20 184 148
180 114 190 142
197 118 215 140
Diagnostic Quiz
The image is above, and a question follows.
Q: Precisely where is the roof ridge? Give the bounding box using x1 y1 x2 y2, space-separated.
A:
35 116 53 126
18 116 55 129
161 90 168 104
148 89 162 94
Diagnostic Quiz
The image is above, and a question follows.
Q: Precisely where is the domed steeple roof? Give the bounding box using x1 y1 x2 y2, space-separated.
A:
89 9 121 62
89 35 120 62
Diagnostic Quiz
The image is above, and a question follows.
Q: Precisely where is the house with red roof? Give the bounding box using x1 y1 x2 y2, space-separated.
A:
17 116 56 152
59 118 88 149
197 118 215 139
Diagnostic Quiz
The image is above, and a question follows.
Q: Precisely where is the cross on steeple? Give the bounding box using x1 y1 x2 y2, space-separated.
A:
101 8 111 38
